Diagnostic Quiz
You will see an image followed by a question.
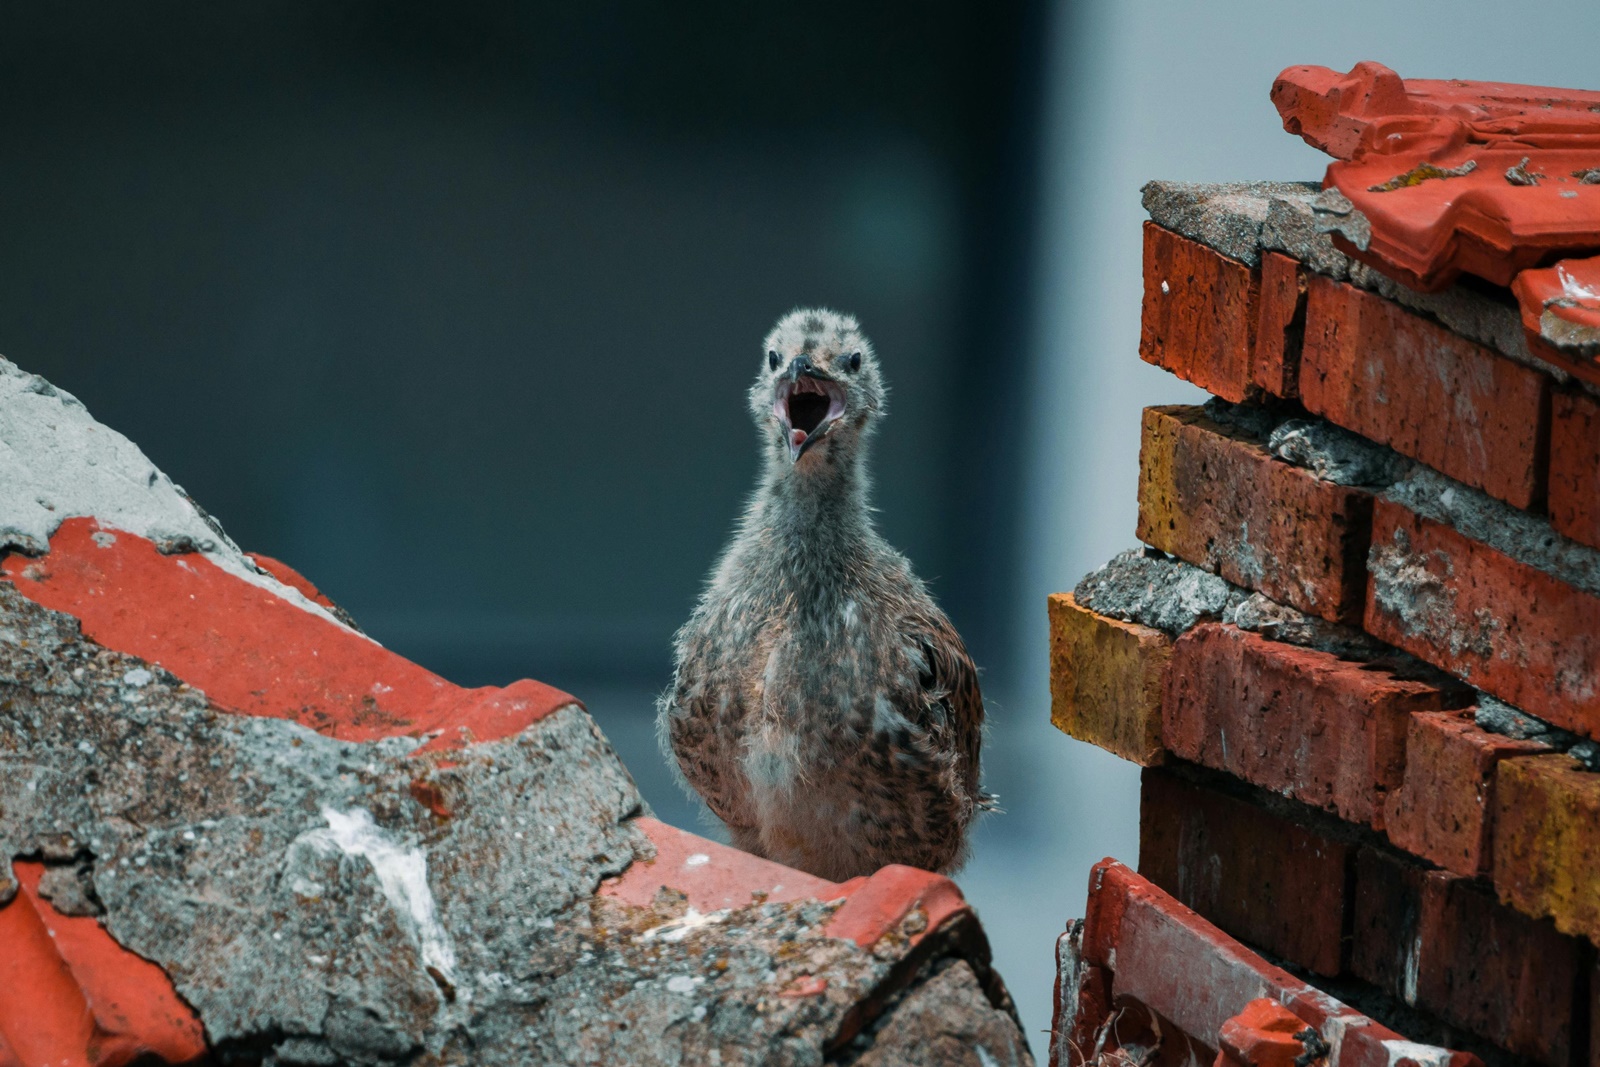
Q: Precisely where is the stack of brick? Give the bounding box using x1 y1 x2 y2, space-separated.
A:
0 351 1031 1065
1051 63 1600 1067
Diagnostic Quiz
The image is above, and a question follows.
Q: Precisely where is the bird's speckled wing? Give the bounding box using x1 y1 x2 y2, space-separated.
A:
659 625 757 834
901 608 989 811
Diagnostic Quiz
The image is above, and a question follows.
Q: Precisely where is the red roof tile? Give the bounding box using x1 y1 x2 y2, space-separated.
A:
3 518 578 751
0 863 206 1067
1512 254 1600 380
1273 62 1600 292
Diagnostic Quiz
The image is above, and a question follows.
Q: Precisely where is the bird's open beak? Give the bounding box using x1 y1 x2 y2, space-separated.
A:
774 367 847 463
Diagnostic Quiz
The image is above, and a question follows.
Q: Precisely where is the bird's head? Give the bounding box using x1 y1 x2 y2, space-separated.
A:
749 308 885 468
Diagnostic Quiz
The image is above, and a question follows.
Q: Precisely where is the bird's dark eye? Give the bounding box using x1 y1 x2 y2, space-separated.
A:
768 350 780 371
847 351 862 372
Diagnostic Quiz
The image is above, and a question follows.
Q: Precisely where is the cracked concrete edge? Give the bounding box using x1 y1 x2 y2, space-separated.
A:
0 356 359 635
1141 180 1581 388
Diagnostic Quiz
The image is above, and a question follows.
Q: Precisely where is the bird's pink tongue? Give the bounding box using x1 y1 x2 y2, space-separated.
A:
791 429 807 448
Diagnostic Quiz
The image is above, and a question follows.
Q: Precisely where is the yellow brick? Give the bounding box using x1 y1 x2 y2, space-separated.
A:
1492 754 1600 942
1048 592 1171 765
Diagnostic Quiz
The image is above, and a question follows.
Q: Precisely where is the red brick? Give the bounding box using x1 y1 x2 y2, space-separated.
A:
1137 405 1374 623
1140 223 1259 403
1353 847 1581 1067
1048 592 1171 765
1366 497 1600 738
1300 273 1549 510
1075 860 1481 1067
1163 624 1466 827
1252 251 1305 400
1493 754 1600 945
1550 389 1600 551
1383 711 1552 877
1139 768 1350 976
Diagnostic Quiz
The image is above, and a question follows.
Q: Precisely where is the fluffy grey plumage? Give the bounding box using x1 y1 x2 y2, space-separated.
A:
658 308 992 881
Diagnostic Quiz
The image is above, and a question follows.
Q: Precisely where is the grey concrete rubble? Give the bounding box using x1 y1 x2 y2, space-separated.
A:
1226 593 1387 661
1200 398 1410 488
1383 468 1600 598
1474 694 1600 771
0 583 1030 1064
1538 303 1600 360
1138 180 1321 268
1306 187 1372 255
1265 419 1411 488
1141 181 1580 388
833 959 1034 1067
1199 396 1281 440
1074 548 1245 636
0 355 352 629
1075 548 1437 668
0 354 1031 1063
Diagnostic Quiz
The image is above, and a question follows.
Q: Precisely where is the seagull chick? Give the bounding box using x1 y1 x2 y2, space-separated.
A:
658 308 992 881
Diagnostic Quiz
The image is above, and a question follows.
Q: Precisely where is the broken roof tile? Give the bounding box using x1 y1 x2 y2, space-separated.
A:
1512 254 1600 379
1273 61 1600 162
1273 62 1600 292
0 862 207 1067
2 518 578 751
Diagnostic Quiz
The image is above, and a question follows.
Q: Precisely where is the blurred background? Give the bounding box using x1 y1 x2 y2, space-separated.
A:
4 2 1598 1056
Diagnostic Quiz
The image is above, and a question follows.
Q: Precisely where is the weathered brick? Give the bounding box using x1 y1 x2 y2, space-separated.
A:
1077 859 1479 1067
1163 624 1467 827
1383 710 1551 878
1301 273 1549 510
1550 389 1600 551
1354 846 1581 1067
1140 768 1350 976
1137 405 1374 623
1252 251 1305 400
1140 223 1259 402
1349 847 1421 997
1494 754 1600 945
1048 593 1171 765
1367 496 1600 738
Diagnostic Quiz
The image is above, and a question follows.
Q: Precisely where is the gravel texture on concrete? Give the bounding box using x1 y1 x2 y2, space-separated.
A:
1073 548 1245 636
1474 694 1600 771
1265 419 1411 488
1200 399 1410 489
1139 180 1322 268
1074 547 1453 678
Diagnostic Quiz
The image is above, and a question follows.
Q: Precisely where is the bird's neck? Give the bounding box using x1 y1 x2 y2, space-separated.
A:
751 444 875 569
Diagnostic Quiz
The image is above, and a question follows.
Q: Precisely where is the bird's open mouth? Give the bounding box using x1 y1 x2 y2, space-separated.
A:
774 375 847 460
